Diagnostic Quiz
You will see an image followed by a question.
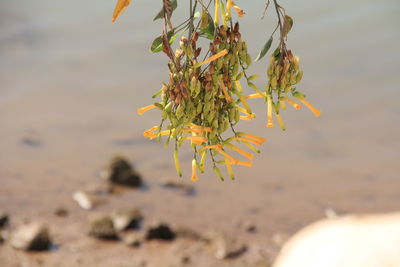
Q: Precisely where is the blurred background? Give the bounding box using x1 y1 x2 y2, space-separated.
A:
0 0 399 266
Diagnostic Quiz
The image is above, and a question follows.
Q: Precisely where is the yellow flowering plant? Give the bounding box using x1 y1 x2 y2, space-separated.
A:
112 0 320 181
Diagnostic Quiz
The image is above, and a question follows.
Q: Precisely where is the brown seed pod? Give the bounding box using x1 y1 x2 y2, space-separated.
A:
205 82 213 91
162 83 168 93
233 22 239 33
235 32 241 40
169 91 176 100
179 36 188 49
229 31 235 42
213 36 221 46
181 88 189 99
218 25 227 37
223 73 229 83
194 47 202 58
162 33 171 57
180 80 187 89
210 43 216 53
209 63 215 75
175 94 181 105
192 31 199 42
205 72 212 82
174 85 181 94
163 0 173 19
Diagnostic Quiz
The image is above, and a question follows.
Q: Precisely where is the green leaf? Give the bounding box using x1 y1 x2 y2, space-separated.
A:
199 12 215 40
282 15 294 37
255 36 273 62
248 74 259 80
200 9 209 30
153 0 178 21
152 89 162 98
150 31 179 53
272 47 281 58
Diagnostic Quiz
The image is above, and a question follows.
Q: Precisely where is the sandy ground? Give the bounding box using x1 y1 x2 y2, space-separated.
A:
0 0 400 266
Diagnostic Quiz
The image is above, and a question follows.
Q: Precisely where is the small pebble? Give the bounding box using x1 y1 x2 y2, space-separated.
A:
73 191 95 210
0 211 9 228
102 156 142 187
54 207 68 217
112 208 142 231
88 215 118 240
145 223 176 241
10 222 51 251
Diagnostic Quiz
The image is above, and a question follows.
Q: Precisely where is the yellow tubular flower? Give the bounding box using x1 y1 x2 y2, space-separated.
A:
283 97 302 110
232 3 245 17
143 126 160 139
237 132 266 144
182 128 210 134
219 0 227 27
280 99 287 110
216 149 239 164
144 125 159 133
246 93 265 99
189 123 212 132
240 115 254 121
219 80 232 102
182 128 201 134
112 0 132 23
239 95 252 114
137 104 157 115
191 159 199 181
236 106 250 115
199 150 207 173
240 140 261 153
214 0 220 25
267 95 273 127
299 99 321 117
234 137 262 146
235 80 243 93
143 133 156 139
193 49 228 68
235 160 253 167
226 0 233 18
275 113 286 131
185 136 208 145
174 148 182 177
225 143 254 160
225 159 235 180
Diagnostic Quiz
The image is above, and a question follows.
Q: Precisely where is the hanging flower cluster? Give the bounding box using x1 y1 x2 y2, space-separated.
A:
112 0 320 181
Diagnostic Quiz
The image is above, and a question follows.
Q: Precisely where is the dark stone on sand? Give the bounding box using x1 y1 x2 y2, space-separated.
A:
10 223 51 251
54 207 68 217
103 156 142 187
160 178 195 195
0 211 9 228
88 215 118 240
181 255 191 265
145 223 176 241
243 221 257 233
112 208 142 231
21 134 42 147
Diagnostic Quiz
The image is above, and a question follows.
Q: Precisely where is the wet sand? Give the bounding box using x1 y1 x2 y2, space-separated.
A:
1 0 400 266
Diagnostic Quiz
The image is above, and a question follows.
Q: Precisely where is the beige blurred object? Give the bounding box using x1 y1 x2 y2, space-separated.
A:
273 212 400 267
